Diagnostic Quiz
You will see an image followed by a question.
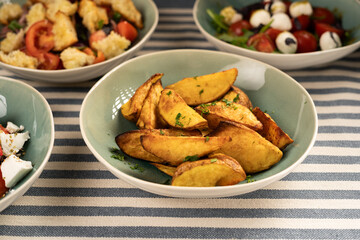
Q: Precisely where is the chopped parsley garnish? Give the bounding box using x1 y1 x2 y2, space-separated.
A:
175 113 184 127
193 76 198 80
199 89 204 95
196 84 201 87
206 9 229 33
113 12 122 23
246 175 256 183
205 136 210 142
166 91 172 96
159 129 164 135
233 94 240 102
222 98 232 106
97 19 104 29
184 155 199 162
8 20 23 32
110 147 125 161
210 158 217 163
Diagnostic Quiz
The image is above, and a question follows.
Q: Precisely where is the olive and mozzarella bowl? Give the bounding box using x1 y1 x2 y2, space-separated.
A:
193 0 360 69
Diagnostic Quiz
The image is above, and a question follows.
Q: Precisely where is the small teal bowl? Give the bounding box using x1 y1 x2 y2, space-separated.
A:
80 49 318 198
193 0 360 70
0 77 54 211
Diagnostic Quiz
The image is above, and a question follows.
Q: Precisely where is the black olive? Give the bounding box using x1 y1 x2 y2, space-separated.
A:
285 37 296 45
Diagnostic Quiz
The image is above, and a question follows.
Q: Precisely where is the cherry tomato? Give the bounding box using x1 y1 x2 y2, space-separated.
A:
229 20 251 36
315 22 344 38
117 21 138 42
89 30 107 49
291 15 310 31
83 47 106 64
312 7 335 25
283 0 292 14
38 52 60 70
293 30 317 53
247 33 275 53
264 28 282 42
25 20 54 58
0 170 8 198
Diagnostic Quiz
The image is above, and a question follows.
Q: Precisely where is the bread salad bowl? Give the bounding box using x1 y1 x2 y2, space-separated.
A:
0 0 158 82
193 0 360 70
80 49 318 198
0 76 54 212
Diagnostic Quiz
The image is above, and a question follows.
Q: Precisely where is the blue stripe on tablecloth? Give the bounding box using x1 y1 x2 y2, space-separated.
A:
52 111 79 117
17 187 360 199
314 100 360 106
2 206 360 218
55 125 80 131
318 126 360 133
294 76 360 82
0 226 358 239
303 155 359 164
49 154 98 162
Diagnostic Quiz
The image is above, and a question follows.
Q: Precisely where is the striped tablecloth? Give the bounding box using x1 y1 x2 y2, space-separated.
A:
1 0 359 239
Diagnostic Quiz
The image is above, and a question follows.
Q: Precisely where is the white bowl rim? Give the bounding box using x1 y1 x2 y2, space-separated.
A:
80 49 318 197
0 76 55 210
192 0 360 59
0 0 159 77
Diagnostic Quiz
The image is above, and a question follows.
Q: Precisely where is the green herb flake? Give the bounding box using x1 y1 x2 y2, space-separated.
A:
184 155 199 162
8 20 23 32
159 129 164 135
210 158 217 163
193 76 198 80
222 98 232 106
199 89 204 95
175 113 184 127
246 175 256 183
113 12 122 23
110 147 125 161
205 136 210 142
196 85 201 87
166 91 172 96
233 94 240 103
97 19 104 30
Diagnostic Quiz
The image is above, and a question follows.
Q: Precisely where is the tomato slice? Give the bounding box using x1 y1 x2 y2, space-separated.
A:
312 7 335 25
83 47 106 64
291 15 310 31
315 22 344 38
89 30 107 49
117 21 138 42
229 20 251 36
25 20 55 58
264 28 282 42
293 30 317 53
0 170 8 198
247 33 275 53
38 52 60 70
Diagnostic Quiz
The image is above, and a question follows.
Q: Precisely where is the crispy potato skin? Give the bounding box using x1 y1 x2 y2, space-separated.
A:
209 122 283 174
115 129 202 164
171 153 246 187
158 89 208 130
195 101 262 131
252 107 294 150
136 79 165 129
151 163 176 177
121 73 163 122
141 134 231 166
222 85 253 109
165 68 238 106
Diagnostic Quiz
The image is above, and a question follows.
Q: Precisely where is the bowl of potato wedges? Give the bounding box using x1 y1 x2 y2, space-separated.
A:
80 49 318 198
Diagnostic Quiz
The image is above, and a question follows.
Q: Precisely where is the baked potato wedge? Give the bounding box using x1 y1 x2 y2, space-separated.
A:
121 73 163 122
222 85 253 109
115 128 201 163
151 163 176 177
195 100 262 131
165 68 238 106
171 153 246 187
158 89 208 130
252 107 294 150
136 79 165 129
140 134 231 166
209 122 283 174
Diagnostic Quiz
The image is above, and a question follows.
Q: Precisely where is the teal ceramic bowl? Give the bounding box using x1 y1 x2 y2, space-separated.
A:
80 49 318 198
0 0 158 82
0 77 54 211
193 0 360 70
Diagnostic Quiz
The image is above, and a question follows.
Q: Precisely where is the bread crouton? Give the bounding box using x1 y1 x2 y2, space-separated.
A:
79 0 109 34
26 3 46 31
0 29 25 54
46 0 77 22
92 31 130 59
0 50 38 69
0 3 23 25
52 12 78 51
60 47 95 69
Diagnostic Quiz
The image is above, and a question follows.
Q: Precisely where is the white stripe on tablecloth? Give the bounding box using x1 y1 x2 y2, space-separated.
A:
1 216 360 229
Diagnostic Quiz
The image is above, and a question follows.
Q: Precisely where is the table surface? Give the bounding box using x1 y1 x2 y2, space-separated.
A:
1 0 360 239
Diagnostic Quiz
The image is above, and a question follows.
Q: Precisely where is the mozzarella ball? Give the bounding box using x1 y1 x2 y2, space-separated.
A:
250 9 271 28
220 6 237 25
231 13 243 24
265 1 287 14
270 13 292 31
276 31 298 53
289 1 313 18
319 31 342 50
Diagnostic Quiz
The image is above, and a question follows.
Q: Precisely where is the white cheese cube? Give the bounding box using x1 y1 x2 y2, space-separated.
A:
0 131 30 157
1 155 32 188
5 122 24 134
